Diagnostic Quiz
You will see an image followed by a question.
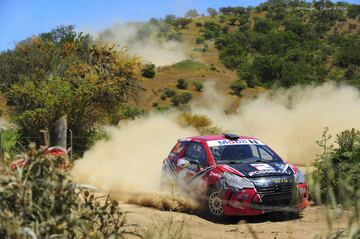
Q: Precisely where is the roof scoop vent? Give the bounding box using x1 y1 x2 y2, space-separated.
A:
223 133 239 140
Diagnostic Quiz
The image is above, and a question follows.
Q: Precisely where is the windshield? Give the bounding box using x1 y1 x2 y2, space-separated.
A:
210 144 281 163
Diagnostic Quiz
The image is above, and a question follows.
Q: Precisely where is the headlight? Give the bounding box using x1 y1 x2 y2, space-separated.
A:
221 172 254 190
295 170 305 184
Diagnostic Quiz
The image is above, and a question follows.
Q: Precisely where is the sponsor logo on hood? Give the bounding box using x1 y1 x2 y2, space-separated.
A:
248 169 289 176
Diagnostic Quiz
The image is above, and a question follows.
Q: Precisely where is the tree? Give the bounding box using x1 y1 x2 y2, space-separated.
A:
207 8 217 17
141 63 156 78
164 15 176 25
239 71 259 88
176 79 188 90
173 18 192 29
336 37 360 68
228 16 238 26
196 36 205 44
253 18 272 33
185 9 199 18
0 26 142 154
251 54 283 85
230 80 247 96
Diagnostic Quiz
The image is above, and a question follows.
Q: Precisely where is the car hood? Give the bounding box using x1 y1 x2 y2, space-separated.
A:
222 162 294 177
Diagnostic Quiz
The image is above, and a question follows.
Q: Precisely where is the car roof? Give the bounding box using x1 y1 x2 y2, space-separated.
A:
181 134 258 142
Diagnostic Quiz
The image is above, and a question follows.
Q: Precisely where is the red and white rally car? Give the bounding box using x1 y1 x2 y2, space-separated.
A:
161 133 308 219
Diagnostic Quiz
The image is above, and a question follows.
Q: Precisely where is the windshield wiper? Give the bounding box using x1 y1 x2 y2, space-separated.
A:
253 159 268 163
224 161 244 164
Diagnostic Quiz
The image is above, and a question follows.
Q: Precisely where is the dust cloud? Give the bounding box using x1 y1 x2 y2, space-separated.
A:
72 82 360 207
194 82 360 166
71 113 199 209
95 23 187 65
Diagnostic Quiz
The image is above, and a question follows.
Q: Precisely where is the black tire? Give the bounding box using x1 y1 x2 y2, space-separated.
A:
205 187 225 220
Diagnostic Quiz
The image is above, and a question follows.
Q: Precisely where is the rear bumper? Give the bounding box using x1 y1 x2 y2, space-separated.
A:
222 184 308 216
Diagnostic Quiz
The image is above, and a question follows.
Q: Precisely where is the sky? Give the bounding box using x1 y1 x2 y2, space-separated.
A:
0 0 358 51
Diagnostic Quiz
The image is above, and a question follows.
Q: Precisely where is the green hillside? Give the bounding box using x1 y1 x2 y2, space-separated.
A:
136 0 360 109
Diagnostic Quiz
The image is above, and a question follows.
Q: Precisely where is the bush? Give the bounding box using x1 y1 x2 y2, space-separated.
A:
179 113 221 135
160 88 177 100
141 63 156 78
171 92 192 107
172 60 208 70
176 79 188 90
239 71 259 88
0 146 134 238
192 81 204 92
196 36 205 44
230 80 247 96
122 106 145 120
312 128 360 206
1 128 20 154
253 19 272 33
155 105 171 112
336 37 360 68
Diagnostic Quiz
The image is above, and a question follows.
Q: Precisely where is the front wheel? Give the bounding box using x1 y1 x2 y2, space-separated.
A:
205 188 225 220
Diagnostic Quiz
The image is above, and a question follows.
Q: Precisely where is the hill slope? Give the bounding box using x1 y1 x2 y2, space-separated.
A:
134 1 360 110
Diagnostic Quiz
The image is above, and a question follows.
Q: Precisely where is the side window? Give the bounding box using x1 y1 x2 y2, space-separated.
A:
169 141 187 159
249 145 260 158
185 142 208 168
259 147 273 160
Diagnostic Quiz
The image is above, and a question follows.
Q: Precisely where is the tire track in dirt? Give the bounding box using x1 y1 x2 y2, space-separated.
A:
121 203 350 239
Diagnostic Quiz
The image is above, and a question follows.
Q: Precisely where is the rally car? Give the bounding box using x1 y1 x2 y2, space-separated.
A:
161 133 308 219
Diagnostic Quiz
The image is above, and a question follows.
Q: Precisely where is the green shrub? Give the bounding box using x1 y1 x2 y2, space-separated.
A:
239 71 259 88
155 105 171 112
176 79 188 90
1 128 19 154
253 19 272 33
312 128 360 206
192 81 204 92
171 92 192 107
196 36 205 44
122 106 145 120
179 112 221 135
141 63 156 78
172 60 208 71
160 88 177 100
230 80 247 96
0 146 135 238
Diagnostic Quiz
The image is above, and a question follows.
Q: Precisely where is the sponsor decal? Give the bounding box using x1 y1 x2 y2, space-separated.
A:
273 178 289 183
251 163 274 171
207 139 265 147
248 169 288 176
209 171 221 178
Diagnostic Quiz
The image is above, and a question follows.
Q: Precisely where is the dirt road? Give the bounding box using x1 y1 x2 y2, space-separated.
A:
121 203 351 239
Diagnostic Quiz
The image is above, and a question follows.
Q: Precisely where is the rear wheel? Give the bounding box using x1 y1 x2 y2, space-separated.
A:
205 188 224 220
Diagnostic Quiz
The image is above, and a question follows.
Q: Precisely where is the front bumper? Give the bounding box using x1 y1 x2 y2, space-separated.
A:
222 183 308 216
